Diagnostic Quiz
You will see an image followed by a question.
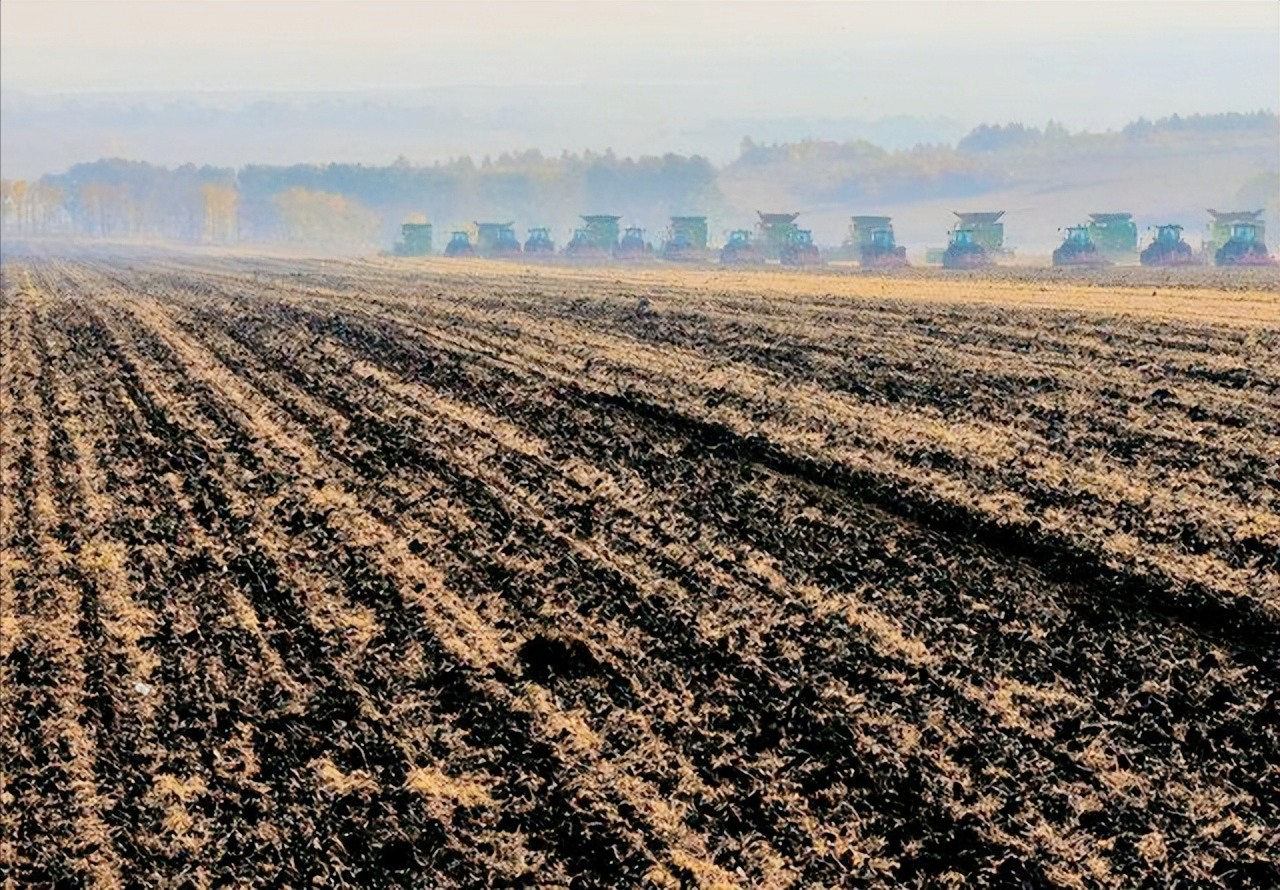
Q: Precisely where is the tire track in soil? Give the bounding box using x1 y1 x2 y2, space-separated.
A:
55 276 556 887
192 265 1280 886
70 261 737 886
10 257 1280 886
1 285 124 888
147 267 1177 881
233 268 1279 651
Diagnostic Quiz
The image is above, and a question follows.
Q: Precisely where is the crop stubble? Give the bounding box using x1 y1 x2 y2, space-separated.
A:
1 253 1277 888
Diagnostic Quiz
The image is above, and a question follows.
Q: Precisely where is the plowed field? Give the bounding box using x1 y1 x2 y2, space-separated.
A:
2 252 1278 888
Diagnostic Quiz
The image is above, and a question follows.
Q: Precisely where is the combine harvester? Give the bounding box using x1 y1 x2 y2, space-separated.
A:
444 230 476 257
1087 213 1139 262
941 228 992 269
755 212 822 267
719 230 763 265
523 227 555 255
933 211 1006 267
1053 226 1110 268
661 216 709 262
615 226 651 260
476 222 522 258
781 229 822 266
845 216 908 268
391 221 432 256
1140 225 1198 267
1206 210 1277 267
564 215 620 259
755 212 822 266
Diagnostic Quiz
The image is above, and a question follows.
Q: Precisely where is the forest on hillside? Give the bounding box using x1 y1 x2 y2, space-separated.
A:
2 111 1275 249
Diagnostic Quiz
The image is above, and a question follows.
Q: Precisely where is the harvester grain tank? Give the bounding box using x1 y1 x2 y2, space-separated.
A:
1053 226 1108 267
616 226 649 260
1087 213 1138 259
757 212 802 262
719 229 762 265
941 228 991 269
565 215 620 258
952 212 1008 257
780 229 822 266
1215 220 1276 267
392 222 432 256
1140 225 1197 267
476 222 521 257
662 216 709 261
444 230 475 257
1206 210 1275 266
523 226 555 254
848 215 907 268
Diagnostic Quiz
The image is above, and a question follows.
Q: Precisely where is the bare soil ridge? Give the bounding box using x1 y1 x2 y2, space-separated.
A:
2 253 1277 887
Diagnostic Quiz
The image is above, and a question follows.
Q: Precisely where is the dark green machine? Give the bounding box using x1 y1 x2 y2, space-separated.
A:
1140 225 1196 266
392 222 433 256
476 222 521 257
523 227 555 254
756 212 801 261
847 215 906 267
1053 226 1107 267
663 216 708 260
1206 210 1267 256
444 230 475 257
1087 213 1138 257
952 211 1007 256
720 230 761 265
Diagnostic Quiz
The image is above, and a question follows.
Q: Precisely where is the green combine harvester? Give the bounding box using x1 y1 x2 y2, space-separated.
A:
475 222 521 257
1087 213 1138 259
846 215 907 268
662 216 709 261
565 215 620 258
1206 210 1275 266
392 222 432 256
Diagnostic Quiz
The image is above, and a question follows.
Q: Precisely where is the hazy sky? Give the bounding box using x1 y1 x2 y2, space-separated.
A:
4 2 1277 122
1 1 1277 178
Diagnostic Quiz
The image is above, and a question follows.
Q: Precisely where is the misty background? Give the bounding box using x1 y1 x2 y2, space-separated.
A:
2 1 1277 255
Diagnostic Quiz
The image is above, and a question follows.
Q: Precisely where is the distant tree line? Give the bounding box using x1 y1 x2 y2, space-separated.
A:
3 151 720 248
3 111 1272 246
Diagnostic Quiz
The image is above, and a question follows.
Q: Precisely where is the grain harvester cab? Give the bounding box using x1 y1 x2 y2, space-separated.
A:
942 228 990 269
1215 220 1277 267
849 215 907 268
1087 213 1138 260
719 229 762 265
444 230 475 257
781 229 823 266
1053 226 1108 267
565 215 620 258
1140 225 1197 267
616 226 649 260
476 222 521 258
662 216 708 261
952 212 1008 259
523 226 555 255
392 222 433 256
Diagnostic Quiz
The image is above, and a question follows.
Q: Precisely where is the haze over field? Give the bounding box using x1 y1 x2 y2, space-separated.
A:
2 1 1277 253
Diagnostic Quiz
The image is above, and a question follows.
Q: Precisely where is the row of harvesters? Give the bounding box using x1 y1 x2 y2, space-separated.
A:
1050 210 1275 268
392 208 1275 268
